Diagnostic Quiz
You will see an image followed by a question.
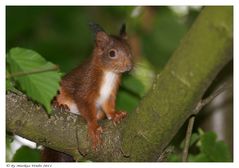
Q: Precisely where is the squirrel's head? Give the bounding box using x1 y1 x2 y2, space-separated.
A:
90 23 133 73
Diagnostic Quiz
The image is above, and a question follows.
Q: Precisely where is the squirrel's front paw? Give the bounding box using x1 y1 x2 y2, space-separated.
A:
112 111 127 125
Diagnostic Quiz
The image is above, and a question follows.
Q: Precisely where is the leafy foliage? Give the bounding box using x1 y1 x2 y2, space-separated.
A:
12 146 41 162
179 132 200 149
200 132 231 161
7 47 61 113
168 129 232 162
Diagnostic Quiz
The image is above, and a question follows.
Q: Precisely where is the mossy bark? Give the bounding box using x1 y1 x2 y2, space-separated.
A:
6 6 233 161
121 6 233 161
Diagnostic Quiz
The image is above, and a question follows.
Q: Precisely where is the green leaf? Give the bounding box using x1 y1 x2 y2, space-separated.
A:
179 133 200 149
198 128 205 136
200 132 232 162
12 146 41 162
7 47 61 113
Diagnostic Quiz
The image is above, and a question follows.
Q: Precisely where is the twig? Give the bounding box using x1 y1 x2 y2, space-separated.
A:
6 65 59 79
193 84 232 115
182 115 195 162
157 146 174 162
182 84 232 162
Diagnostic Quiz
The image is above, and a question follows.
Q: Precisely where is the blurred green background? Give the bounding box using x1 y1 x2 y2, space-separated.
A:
6 6 200 113
7 6 232 162
7 6 200 72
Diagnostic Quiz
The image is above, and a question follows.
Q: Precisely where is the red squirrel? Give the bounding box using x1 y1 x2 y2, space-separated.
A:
55 23 133 148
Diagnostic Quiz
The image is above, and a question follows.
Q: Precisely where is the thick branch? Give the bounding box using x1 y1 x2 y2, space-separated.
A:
6 6 233 161
120 6 233 161
6 91 124 161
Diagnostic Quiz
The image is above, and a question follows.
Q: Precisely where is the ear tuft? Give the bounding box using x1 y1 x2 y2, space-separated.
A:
119 23 127 40
89 22 105 35
89 22 109 49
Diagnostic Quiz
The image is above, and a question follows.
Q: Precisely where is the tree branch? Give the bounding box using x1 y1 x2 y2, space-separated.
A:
193 84 232 115
7 91 124 161
6 7 233 161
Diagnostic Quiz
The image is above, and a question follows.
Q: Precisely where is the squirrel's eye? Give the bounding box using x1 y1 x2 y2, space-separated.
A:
109 50 116 58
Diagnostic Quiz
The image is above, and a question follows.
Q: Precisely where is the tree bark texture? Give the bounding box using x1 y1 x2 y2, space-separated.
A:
6 6 233 161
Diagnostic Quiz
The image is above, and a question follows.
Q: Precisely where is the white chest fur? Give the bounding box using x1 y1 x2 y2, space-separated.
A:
96 71 117 107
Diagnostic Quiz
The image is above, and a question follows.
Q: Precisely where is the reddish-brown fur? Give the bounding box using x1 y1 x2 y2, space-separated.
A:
55 26 132 148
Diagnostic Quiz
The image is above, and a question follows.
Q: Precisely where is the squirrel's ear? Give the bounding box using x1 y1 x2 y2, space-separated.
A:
119 23 127 40
89 22 109 49
95 31 110 49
